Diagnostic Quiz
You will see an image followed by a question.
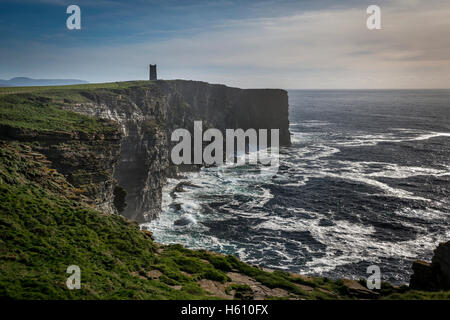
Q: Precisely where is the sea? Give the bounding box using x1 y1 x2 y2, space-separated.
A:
142 90 450 284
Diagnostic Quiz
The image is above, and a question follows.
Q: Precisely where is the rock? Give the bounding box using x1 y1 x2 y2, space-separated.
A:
171 182 202 199
234 290 254 300
410 260 435 290
174 215 195 226
198 279 233 299
431 241 450 290
146 270 163 279
1 122 122 216
174 184 185 193
169 285 182 290
141 230 155 241
289 273 314 282
226 272 293 300
410 241 450 291
341 279 378 299
296 283 314 293
131 271 146 280
172 203 182 211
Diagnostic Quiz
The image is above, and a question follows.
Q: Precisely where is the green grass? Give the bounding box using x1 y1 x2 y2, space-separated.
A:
225 283 251 295
0 80 162 134
0 142 219 299
381 290 450 300
0 94 118 134
0 81 156 95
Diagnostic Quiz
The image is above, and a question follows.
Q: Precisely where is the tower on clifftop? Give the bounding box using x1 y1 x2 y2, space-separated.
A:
149 64 157 80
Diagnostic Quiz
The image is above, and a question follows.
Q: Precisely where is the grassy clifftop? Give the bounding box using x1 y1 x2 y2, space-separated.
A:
0 82 448 300
0 81 150 134
0 81 151 96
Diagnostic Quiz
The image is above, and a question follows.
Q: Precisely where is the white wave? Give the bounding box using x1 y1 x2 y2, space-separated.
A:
410 132 450 141
290 132 323 144
395 207 449 222
366 164 450 179
291 120 332 128
328 172 430 201
254 211 448 275
144 124 449 281
251 187 273 208
293 143 341 161
334 129 450 147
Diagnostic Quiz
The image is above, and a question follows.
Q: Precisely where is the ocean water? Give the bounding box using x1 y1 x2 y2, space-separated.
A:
143 90 450 284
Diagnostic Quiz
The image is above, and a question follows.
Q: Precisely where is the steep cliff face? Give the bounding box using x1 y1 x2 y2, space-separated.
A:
57 80 291 222
0 92 122 215
156 81 291 145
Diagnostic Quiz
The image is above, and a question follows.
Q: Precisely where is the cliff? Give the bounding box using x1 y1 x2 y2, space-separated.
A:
0 123 122 215
57 80 291 222
0 81 448 300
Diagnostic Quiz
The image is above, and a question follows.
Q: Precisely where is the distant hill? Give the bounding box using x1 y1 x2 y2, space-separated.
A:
0 77 88 87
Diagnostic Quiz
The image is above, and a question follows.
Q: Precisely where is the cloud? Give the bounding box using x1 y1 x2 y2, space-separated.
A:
1 1 450 88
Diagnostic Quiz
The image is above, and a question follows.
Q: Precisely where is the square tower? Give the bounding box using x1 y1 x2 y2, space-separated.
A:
149 64 157 80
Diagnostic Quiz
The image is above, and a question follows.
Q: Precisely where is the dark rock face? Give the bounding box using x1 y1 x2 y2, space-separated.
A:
0 124 122 214
174 216 194 226
410 241 450 290
410 260 435 291
64 80 291 222
157 81 291 146
431 241 450 289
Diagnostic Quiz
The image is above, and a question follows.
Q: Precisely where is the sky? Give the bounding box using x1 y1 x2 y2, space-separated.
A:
0 0 450 89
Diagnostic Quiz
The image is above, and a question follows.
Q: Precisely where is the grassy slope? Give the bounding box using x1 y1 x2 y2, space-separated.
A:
0 83 449 300
0 81 151 96
0 81 152 134
0 141 344 300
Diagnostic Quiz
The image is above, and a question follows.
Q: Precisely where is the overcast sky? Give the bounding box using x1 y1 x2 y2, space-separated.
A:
1 0 449 89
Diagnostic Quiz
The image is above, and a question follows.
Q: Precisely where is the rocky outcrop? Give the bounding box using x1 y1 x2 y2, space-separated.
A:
432 241 450 289
410 241 450 291
0 124 122 214
63 80 291 222
341 279 378 299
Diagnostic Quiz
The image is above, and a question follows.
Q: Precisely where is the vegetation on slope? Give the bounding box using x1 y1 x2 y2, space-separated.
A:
0 143 445 301
0 141 335 299
0 94 117 134
0 84 449 300
0 80 155 96
0 81 162 135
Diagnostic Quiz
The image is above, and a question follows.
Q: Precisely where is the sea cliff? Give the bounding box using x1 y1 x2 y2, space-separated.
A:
0 81 447 300
1 80 290 222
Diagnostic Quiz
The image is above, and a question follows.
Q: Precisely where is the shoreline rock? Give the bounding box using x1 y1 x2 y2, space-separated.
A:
410 241 450 291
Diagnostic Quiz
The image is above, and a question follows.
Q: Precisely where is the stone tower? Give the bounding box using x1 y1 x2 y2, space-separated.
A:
149 64 157 80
